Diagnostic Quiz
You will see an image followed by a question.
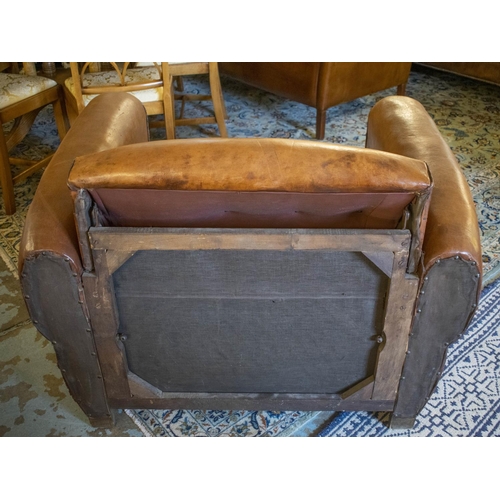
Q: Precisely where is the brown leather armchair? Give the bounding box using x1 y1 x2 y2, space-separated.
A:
219 62 412 139
19 93 481 429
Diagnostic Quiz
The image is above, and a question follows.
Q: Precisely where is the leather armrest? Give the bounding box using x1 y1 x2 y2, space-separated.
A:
19 93 149 274
366 96 482 275
367 98 483 420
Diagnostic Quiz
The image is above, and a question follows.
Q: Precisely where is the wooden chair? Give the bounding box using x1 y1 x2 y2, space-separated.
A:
64 63 168 127
64 62 228 139
163 62 228 139
0 62 67 215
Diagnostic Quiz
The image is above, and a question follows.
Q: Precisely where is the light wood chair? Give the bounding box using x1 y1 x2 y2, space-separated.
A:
64 63 169 126
0 62 67 215
163 62 228 139
64 63 228 139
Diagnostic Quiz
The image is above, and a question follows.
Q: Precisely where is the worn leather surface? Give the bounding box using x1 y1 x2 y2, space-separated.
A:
19 93 149 273
17 91 483 424
68 138 430 229
366 96 482 273
219 62 321 107
316 62 411 110
219 62 411 110
68 138 429 193
86 188 417 229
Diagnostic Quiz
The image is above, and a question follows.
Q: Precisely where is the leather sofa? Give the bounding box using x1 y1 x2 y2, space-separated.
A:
219 62 412 139
19 93 481 429
417 62 500 86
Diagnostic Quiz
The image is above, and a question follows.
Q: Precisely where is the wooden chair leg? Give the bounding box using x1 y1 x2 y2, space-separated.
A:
316 109 326 140
208 63 228 138
67 105 79 127
5 112 38 151
62 85 80 127
0 129 16 215
53 90 69 141
163 75 176 139
397 83 407 96
89 412 116 428
174 76 184 92
211 64 228 119
52 97 68 141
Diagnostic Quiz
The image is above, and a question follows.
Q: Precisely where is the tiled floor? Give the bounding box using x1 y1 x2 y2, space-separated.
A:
0 256 142 436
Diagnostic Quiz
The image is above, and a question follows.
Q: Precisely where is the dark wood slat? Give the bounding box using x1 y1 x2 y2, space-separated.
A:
372 259 419 400
362 251 394 277
75 190 94 272
109 395 394 412
82 261 130 400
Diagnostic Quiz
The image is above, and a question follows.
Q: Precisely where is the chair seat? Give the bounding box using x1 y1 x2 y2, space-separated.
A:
64 66 163 106
0 73 57 110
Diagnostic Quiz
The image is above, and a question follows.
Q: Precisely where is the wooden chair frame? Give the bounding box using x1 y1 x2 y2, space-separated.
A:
0 63 67 215
163 62 228 139
75 180 419 426
65 62 168 122
64 62 228 139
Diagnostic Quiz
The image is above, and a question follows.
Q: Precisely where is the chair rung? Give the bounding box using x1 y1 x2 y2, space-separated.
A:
12 155 53 184
82 81 163 94
169 63 209 76
149 120 165 128
175 117 217 126
174 94 212 102
151 117 219 128
9 157 37 166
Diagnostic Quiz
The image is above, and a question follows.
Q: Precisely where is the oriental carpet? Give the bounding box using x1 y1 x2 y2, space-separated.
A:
317 281 500 437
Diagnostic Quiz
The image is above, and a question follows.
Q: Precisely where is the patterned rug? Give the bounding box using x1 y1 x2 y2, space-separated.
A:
317 280 500 436
1 65 500 437
125 408 323 437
